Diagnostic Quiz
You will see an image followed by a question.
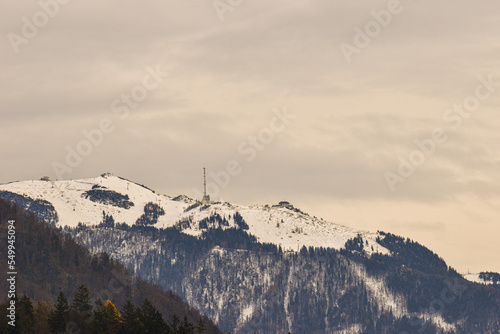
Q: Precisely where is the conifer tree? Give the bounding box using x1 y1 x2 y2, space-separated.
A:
140 299 168 334
69 285 93 333
93 299 122 334
195 318 206 334
72 285 93 317
48 292 69 333
120 300 144 334
18 295 34 334
170 313 181 332
179 315 194 334
93 299 106 333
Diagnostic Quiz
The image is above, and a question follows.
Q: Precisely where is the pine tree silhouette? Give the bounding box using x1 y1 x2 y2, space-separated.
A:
120 300 145 334
18 295 34 334
48 292 69 333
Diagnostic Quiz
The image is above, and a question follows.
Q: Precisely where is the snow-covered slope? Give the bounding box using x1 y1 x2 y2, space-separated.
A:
0 174 388 255
0 174 186 228
464 274 487 284
464 273 500 286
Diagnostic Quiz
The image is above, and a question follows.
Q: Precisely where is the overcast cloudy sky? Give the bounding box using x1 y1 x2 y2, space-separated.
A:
1 0 499 273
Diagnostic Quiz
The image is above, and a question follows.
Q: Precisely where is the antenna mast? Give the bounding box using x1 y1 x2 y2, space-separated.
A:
202 167 210 204
203 167 207 197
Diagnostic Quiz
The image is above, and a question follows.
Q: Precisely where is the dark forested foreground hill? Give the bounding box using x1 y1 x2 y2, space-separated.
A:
0 199 221 334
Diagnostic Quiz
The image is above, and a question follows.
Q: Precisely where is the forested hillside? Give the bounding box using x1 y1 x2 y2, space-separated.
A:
0 199 221 334
71 214 500 333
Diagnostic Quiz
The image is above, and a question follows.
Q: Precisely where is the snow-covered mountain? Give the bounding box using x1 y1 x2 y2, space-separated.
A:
0 173 388 255
2 174 499 333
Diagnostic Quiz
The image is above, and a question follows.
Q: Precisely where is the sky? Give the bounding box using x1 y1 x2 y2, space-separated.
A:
1 0 499 273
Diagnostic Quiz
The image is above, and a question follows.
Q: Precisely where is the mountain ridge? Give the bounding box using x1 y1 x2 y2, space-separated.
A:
2 174 499 333
0 173 390 256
